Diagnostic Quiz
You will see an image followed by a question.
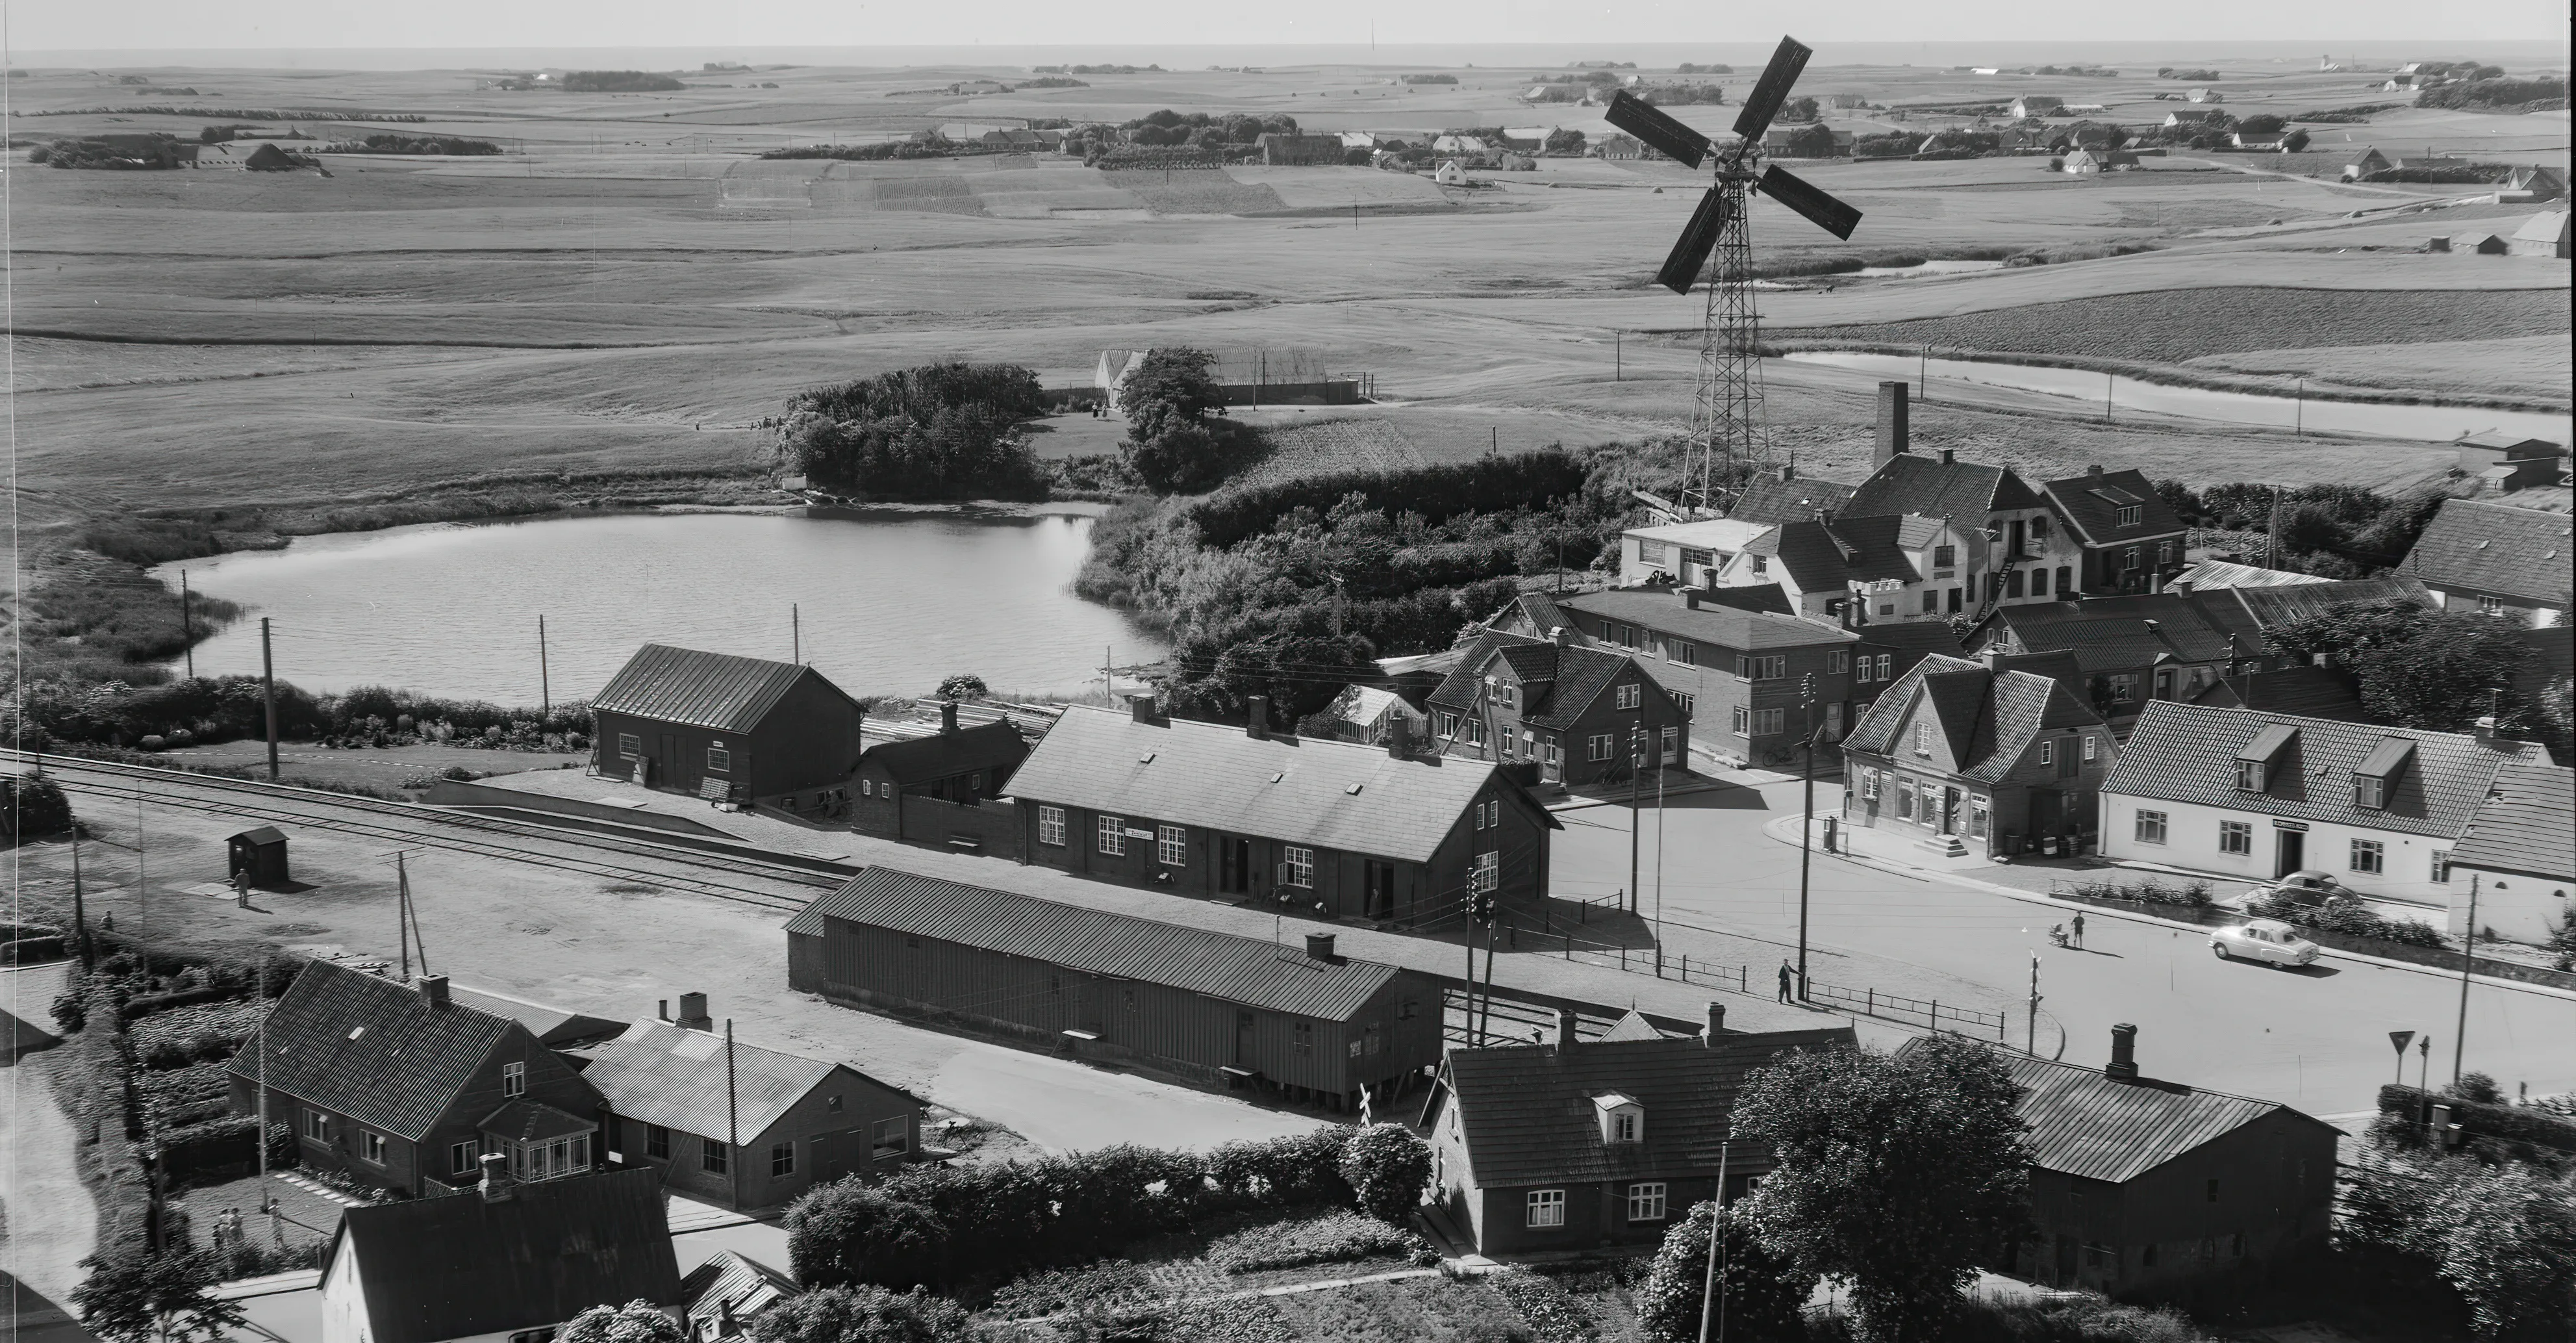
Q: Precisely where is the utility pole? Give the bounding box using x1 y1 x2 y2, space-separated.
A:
260 618 280 781
538 615 551 722
1628 724 1645 917
1797 680 1819 999
1919 345 1927 401
180 570 194 679
792 604 801 664
1697 1141 1731 1343
396 852 412 980
2027 953 2041 1056
71 834 91 968
726 1019 742 1210
2294 377 2305 437
2417 1033 2432 1095
2104 372 2114 422
135 786 147 947
1615 330 1622 382
2453 875 2479 1084
1478 907 1498 1046
1654 760 1667 977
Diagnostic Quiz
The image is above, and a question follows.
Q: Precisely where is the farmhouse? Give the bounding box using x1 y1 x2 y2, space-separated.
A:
2496 166 2565 203
228 964 603 1198
2011 96 2066 118
1841 652 2113 858
2445 233 2509 255
2509 211 2571 258
1906 1027 2338 1294
1433 134 1490 154
2037 465 2190 596
2401 498 2572 625
2100 701 2549 902
2229 132 2289 151
2452 430 2570 493
2163 109 2227 127
1549 587 1862 768
2062 149 2139 173
591 645 867 809
318 1166 681 1343
787 866 1444 1108
1435 159 1469 184
1007 698 1558 922
1421 1006 1856 1255
2443 761 2572 945
1833 388 2068 614
2343 146 2393 180
848 702 1029 845
575 1003 921 1211
2186 87 2224 103
1592 134 1641 160
1425 629 1693 786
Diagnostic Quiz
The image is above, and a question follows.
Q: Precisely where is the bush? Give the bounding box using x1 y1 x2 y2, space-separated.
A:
1634 1200 1813 1342
748 1285 972 1343
559 1301 685 1343
3 773 77 839
2246 893 2448 949
2340 1147 2576 1337
1206 1209 1424 1273
933 674 988 702
1339 1124 1432 1225
2379 1084 2576 1153
785 1183 952 1291
777 362 1048 500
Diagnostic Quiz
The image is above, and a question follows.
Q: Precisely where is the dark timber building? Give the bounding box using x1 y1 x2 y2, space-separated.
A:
590 644 868 810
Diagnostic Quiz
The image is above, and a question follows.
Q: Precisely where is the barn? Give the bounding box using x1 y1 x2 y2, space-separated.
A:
786 865 1444 1110
2508 211 2571 258
590 645 868 809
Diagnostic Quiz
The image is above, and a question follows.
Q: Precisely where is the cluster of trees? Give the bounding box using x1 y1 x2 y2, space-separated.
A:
196 124 270 142
2267 599 2560 742
1031 63 1162 74
1674 62 1733 73
1117 348 1257 494
2417 76 2568 110
31 136 190 169
2293 103 2402 122
319 134 503 155
1115 109 1300 149
2407 60 2508 80
759 142 952 162
774 361 1050 501
2159 67 2222 81
1402 73 1459 84
2017 63 2118 76
2156 479 2445 576
1018 75 1087 88
559 71 685 92
1635 83 1729 106
10 674 594 753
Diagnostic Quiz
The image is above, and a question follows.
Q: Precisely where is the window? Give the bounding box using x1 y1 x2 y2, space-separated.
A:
2353 774 2386 810
1895 778 1915 821
1037 806 1066 847
1876 654 1893 680
1969 796 1989 839
1669 640 1697 666
2219 821 2253 855
1615 682 1643 710
359 1131 387 1166
646 1125 671 1160
861 779 874 797
1673 691 1695 716
1467 717 1487 747
1157 824 1187 866
1293 1021 1314 1056
1913 723 1932 757
2030 515 2049 543
2206 1179 2221 1204
2432 849 2451 883
2352 839 2385 874
1923 589 1941 615
771 1141 796 1177
2123 546 2142 571
1589 732 1615 760
706 746 731 773
451 1139 481 1176
502 1060 526 1097
1737 655 1786 681
1639 539 1668 564
2478 595 2505 616
1493 682 1518 711
1731 706 1750 737
1751 555 1769 577
1660 726 1680 760
2159 540 2178 565
1098 815 1127 856
302 1109 329 1142
703 1140 729 1175
2039 740 2054 768
2056 565 2073 594
1932 544 1956 571
2236 760 2264 792
2032 567 2050 596
1855 655 1875 684
872 1117 910 1161
1526 1190 1567 1227
1474 800 1491 830
1628 1182 1668 1221
2082 735 2097 761
1438 711 1459 739
2117 505 2143 529
617 733 642 758
1750 708 1784 735
1283 845 1315 888
1826 650 1848 674
2135 810 2169 845
1862 770 1880 800
1471 851 1499 894
2105 674 2138 703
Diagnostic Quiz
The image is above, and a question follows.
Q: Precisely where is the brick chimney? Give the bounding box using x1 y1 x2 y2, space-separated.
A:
1247 695 1270 739
1980 648 2007 673
1682 589 1703 610
1548 624 1573 646
2107 1023 2140 1082
1304 932 1337 962
2474 715 2498 743
1557 1007 1580 1051
1940 448 1956 465
1128 693 1159 724
1704 1001 1726 1043
1778 463 1797 483
2088 463 2104 478
415 974 449 1007
479 1150 514 1202
677 991 713 1032
941 701 959 735
1386 715 1411 760
1874 381 1910 468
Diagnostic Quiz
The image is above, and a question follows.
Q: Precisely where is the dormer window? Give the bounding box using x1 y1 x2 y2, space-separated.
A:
2117 505 2143 528
2352 737 2415 812
1932 544 1956 570
1752 555 1769 577
1495 682 1517 711
2235 760 2264 792
1593 1092 1644 1144
1913 723 1932 757
2235 723 2297 794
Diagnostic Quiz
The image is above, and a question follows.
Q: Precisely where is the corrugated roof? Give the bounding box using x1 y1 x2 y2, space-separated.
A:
859 720 1028 786
1559 589 1854 653
1443 1028 1855 1186
225 960 557 1144
680 1251 800 1329
2174 559 2332 591
2040 469 2188 546
579 1020 850 1144
1843 454 2043 521
2402 500 2574 606
2214 576 2432 632
335 1167 681 1343
591 644 835 734
787 866 1408 1021
1993 1052 2331 1184
1007 705 1528 865
2450 761 2573 880
2102 701 2548 840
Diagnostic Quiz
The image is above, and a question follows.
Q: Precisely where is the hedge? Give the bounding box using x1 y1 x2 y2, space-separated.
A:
1185 451 1594 550
2379 1084 2576 1153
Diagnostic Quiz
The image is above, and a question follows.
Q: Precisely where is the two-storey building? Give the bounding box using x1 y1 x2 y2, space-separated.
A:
1839 445 2067 619
1005 698 1558 923
1551 587 1860 769
2401 498 2571 626
1425 629 1693 785
1841 652 2114 858
2038 466 2191 596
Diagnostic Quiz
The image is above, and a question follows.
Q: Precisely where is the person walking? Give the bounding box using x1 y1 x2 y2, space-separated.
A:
2071 912 2086 950
1777 960 1795 1003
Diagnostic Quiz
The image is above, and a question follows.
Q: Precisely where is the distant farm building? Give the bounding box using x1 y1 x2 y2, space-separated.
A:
2163 109 2227 127
1095 348 1365 411
2343 147 2393 179
2010 96 2066 118
1433 134 1489 155
2230 132 2290 151
1257 132 1346 165
1591 134 1641 160
2497 166 2566 203
2445 233 2510 255
2510 211 2571 258
2454 430 2570 492
2187 87 2223 103
1435 159 1469 184
2062 149 2139 173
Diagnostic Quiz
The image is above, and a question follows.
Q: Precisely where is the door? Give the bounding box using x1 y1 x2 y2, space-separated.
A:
2054 1234 2078 1287
1942 787 1962 834
2276 828 2305 878
1658 726 1680 766
1235 1011 1256 1066
1364 862 1396 921
2155 669 2177 700
1825 702 1845 743
2031 789 2062 836
658 734 681 790
1221 838 1252 894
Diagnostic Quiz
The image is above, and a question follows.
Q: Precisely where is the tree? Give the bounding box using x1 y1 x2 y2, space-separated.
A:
1544 127 1586 154
1780 95 1821 123
71 1249 248 1343
1634 1200 1815 1343
559 1301 687 1343
1121 348 1246 494
1338 1124 1432 1225
3 773 76 838
2266 600 2536 734
749 1285 972 1343
933 673 987 702
2237 112 2288 135
1731 1036 2032 1342
786 1180 953 1290
2283 129 2312 151
2342 1149 2576 1338
1782 123 1839 157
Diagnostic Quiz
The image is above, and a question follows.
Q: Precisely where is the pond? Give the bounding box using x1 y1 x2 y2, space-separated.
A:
1784 351 2574 446
151 509 1170 707
1851 259 2008 278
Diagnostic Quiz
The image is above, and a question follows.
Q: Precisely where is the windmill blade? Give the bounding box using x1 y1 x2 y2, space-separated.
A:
1758 164 1862 240
1731 36 1815 148
1606 90 1711 169
1654 187 1732 294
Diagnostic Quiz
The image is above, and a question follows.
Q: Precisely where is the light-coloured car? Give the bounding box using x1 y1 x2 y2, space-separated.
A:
2211 919 2321 968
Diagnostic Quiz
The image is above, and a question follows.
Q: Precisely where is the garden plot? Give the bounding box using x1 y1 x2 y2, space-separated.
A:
1226 166 1456 209
867 175 990 214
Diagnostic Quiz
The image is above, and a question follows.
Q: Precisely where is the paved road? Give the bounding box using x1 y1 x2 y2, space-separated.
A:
1 964 97 1308
1555 777 2576 1121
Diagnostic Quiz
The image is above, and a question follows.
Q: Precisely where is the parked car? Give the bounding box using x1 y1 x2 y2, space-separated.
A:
2211 919 2321 967
2249 870 2351 908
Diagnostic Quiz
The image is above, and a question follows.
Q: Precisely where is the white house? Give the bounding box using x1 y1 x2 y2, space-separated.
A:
1435 159 1469 185
2444 761 2572 945
2101 702 2550 907
1619 517 1772 587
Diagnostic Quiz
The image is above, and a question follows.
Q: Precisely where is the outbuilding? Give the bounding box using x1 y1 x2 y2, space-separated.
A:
590 644 868 809
849 702 1030 846
228 826 290 886
2508 211 2571 258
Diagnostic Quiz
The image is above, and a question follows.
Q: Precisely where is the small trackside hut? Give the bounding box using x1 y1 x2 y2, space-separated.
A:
590 644 868 811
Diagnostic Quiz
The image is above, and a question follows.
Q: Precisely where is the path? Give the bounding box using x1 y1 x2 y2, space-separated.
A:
0 963 99 1308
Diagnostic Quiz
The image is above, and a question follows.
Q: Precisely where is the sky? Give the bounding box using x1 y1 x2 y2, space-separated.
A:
7 1 2571 58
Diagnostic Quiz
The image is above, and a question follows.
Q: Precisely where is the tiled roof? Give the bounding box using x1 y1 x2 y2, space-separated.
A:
592 644 841 734
333 1168 681 1343
1430 631 1550 711
2101 700 2548 840
581 1020 870 1144
786 866 1408 1021
1843 454 2043 520
1904 1044 2331 1184
1007 705 1532 864
1856 620 1965 656
1523 645 1644 732
1981 598 2232 673
2449 761 2573 880
2040 469 2188 546
1433 630 1673 732
1729 473 1857 526
1845 654 2103 784
2186 667 2370 723
2402 500 2575 606
444 984 625 1049
225 962 547 1144
1560 589 1854 653
1746 515 1919 592
859 721 1029 786
1441 1028 1855 1186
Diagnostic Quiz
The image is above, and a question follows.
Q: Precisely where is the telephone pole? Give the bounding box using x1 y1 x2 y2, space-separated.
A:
1797 680 1819 998
260 618 280 781
396 852 412 980
792 604 801 664
1628 724 1645 916
2453 875 2479 1084
180 571 194 679
2027 953 2042 1056
538 615 551 721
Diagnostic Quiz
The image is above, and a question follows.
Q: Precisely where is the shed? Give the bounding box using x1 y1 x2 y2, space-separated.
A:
590 644 868 807
228 826 290 886
2449 233 2509 255
2508 211 2571 259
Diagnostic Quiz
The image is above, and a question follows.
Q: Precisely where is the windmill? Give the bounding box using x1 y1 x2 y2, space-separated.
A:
1607 37 1862 517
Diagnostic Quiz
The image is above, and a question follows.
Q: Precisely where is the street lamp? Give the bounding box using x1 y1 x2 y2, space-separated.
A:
1797 674 1819 1000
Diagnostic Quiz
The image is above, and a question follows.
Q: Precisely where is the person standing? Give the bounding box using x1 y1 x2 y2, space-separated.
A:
1777 960 1795 1003
2071 912 2086 950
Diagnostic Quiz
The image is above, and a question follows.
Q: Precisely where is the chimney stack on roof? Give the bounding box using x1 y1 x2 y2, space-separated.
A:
1386 714 1411 760
1980 647 2007 673
415 974 449 1008
2107 1023 2140 1082
1778 463 1797 483
1875 381 1910 468
2172 578 2193 596
1304 932 1337 963
1704 1001 1726 1043
479 1151 514 1202
677 991 713 1032
941 700 959 735
1247 695 1270 740
1549 624 1573 647
1940 448 1956 465
1682 589 1703 610
2088 463 2105 478
1128 693 1159 724
2474 715 2499 743
658 999 670 1021
1557 1007 1580 1051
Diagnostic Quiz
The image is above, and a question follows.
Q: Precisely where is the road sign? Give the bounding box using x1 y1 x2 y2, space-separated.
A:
2389 1030 2414 1055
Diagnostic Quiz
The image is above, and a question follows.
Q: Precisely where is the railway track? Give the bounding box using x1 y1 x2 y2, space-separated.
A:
6 750 840 917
